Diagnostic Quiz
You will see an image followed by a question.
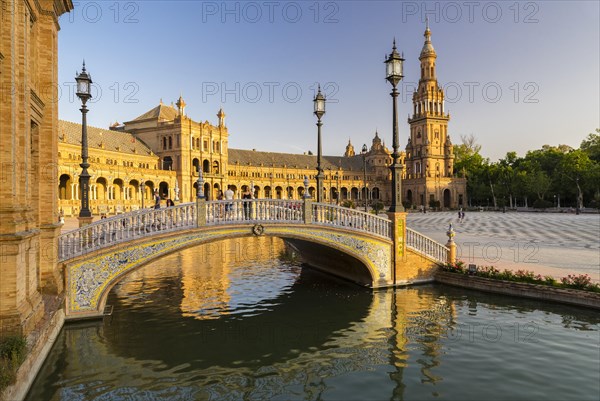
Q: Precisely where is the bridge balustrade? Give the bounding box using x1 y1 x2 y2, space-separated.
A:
58 199 401 262
205 199 304 224
406 228 449 264
58 203 196 261
311 203 392 239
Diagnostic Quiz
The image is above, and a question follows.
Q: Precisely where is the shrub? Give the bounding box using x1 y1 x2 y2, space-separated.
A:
443 261 600 293
0 335 27 391
561 274 594 290
372 201 385 214
341 200 355 209
443 261 465 274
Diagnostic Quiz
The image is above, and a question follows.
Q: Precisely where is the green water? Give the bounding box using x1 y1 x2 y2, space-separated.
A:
27 237 600 400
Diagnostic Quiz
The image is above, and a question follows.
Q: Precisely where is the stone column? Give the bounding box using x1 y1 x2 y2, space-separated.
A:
303 199 313 224
387 211 407 285
196 198 206 227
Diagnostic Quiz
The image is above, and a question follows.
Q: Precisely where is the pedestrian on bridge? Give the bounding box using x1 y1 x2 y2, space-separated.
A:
154 190 161 209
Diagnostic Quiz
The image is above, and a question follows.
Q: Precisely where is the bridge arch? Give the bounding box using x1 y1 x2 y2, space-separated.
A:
64 224 391 320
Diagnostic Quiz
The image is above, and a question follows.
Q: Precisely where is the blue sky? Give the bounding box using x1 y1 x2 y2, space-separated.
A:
57 1 599 161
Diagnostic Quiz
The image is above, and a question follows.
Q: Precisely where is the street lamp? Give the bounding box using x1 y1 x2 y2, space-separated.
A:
362 144 368 212
385 39 405 212
140 180 146 209
335 172 340 205
75 61 93 221
326 167 333 204
314 85 326 203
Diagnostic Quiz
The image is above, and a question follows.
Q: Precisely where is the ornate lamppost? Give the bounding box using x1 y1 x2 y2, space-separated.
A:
335 172 340 205
362 144 368 212
385 40 405 212
75 61 93 223
314 85 326 202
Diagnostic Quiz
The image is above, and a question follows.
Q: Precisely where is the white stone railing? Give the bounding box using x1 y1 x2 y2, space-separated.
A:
406 227 449 264
58 203 196 261
205 199 304 224
60 200 454 263
312 203 392 239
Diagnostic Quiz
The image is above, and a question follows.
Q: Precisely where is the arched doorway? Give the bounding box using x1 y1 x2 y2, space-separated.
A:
443 189 451 208
159 182 169 199
59 174 72 200
406 189 413 206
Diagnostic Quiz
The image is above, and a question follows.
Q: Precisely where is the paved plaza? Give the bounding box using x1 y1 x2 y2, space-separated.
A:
407 211 600 282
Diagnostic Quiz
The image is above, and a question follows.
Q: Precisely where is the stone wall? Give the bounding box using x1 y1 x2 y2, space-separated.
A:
436 271 600 310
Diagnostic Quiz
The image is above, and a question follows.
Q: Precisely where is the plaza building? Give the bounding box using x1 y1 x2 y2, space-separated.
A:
1 0 74 336
57 25 465 217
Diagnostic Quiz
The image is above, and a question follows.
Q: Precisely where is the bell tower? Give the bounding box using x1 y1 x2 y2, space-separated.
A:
406 21 452 179
402 22 464 209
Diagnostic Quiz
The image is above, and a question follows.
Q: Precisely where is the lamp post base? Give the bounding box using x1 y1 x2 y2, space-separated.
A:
77 216 93 228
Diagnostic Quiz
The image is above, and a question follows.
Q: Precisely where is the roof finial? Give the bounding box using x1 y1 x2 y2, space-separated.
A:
426 16 429 30
392 37 397 50
82 59 86 72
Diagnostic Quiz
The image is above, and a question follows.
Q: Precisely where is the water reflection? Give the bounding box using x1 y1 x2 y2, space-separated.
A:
27 237 600 401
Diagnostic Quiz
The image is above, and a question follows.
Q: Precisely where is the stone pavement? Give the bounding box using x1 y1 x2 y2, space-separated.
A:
407 211 600 282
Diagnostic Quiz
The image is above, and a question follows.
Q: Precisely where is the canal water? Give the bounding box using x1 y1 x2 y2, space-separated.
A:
27 237 600 400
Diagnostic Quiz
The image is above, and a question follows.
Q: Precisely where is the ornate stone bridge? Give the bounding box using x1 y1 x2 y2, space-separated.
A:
58 199 454 320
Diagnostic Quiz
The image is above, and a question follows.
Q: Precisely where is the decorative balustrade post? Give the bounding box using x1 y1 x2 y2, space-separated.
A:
446 223 456 265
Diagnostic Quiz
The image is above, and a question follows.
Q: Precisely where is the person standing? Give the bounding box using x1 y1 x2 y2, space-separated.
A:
224 185 234 219
154 189 161 209
242 186 252 220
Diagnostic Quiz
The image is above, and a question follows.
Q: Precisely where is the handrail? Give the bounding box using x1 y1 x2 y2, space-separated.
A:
58 200 453 263
311 203 392 239
205 199 304 225
58 203 196 262
406 227 449 264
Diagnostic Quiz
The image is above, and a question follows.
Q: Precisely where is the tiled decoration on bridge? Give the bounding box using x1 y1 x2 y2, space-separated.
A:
66 226 392 316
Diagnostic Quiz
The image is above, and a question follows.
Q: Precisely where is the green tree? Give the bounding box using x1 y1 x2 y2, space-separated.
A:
580 129 600 162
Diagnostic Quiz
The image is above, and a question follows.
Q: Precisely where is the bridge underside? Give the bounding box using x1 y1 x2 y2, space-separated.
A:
285 238 373 286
